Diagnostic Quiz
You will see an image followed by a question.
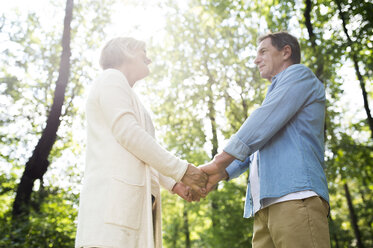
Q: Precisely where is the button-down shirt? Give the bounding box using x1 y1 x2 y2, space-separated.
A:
224 64 329 218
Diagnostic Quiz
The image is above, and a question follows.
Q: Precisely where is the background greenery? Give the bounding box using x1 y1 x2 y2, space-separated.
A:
0 0 372 247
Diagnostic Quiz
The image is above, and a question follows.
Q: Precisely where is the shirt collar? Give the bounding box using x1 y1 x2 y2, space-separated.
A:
271 66 289 82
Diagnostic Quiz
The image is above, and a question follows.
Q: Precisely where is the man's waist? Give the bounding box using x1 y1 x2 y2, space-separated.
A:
261 190 318 209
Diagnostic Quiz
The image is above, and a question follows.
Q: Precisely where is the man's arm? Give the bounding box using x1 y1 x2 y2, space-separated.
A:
224 65 317 161
200 65 318 193
225 156 251 181
200 153 251 192
199 152 235 192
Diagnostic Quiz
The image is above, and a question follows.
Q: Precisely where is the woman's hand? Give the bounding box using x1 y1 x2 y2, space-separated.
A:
181 164 208 197
172 182 192 202
172 182 202 202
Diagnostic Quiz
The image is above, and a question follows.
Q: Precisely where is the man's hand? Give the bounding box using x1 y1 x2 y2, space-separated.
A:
200 161 229 193
199 151 235 193
189 189 202 202
181 164 208 197
172 182 192 202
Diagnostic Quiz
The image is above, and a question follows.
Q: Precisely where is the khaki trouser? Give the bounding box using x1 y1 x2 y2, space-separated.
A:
252 196 330 248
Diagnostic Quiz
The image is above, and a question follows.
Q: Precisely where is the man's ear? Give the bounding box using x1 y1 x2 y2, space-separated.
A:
282 45 292 60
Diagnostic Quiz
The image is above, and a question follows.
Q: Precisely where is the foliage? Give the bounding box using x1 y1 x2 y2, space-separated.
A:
0 0 372 247
0 186 78 247
0 0 113 246
146 0 373 247
161 178 252 248
145 0 270 246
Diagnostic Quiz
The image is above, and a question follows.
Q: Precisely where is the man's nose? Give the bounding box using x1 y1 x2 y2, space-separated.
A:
254 56 259 65
145 57 152 65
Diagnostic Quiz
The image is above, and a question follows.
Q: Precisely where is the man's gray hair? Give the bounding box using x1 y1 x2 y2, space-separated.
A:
99 37 146 70
258 32 301 64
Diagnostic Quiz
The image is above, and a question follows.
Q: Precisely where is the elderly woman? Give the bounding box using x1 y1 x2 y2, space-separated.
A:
75 37 207 248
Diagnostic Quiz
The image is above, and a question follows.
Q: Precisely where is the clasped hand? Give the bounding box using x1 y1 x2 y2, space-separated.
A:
173 162 228 202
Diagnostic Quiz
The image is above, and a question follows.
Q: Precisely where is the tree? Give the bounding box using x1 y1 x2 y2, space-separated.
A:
145 0 266 246
12 0 74 219
1 0 372 247
335 0 373 140
149 0 373 247
1 0 114 246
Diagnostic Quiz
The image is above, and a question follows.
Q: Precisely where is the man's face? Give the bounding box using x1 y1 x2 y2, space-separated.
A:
254 38 287 81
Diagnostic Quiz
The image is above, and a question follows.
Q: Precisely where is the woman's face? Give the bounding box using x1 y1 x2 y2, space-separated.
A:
131 48 152 81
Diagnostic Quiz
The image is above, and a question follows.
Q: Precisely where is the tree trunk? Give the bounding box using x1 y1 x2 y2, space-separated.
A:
351 54 373 140
183 204 191 248
207 81 218 159
12 0 73 218
304 0 325 80
335 0 373 140
207 81 219 229
205 61 220 230
304 0 316 47
329 215 340 248
344 183 365 248
303 0 328 139
359 185 373 241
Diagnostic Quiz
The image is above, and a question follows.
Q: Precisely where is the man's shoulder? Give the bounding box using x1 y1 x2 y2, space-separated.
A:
285 64 312 75
274 64 324 94
279 64 318 82
283 64 325 97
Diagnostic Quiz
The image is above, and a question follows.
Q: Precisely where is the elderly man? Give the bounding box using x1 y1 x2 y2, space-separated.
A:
201 32 330 248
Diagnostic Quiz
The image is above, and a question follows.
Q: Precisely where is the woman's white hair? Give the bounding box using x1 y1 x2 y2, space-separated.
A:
99 37 146 70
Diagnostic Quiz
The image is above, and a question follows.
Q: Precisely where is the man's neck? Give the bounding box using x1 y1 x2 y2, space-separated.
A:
270 62 294 82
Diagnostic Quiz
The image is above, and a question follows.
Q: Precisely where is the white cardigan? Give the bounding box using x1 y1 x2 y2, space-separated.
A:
75 69 188 248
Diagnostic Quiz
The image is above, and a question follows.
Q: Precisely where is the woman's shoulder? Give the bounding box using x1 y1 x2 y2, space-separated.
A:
88 69 132 102
101 68 124 77
99 68 127 83
95 69 131 90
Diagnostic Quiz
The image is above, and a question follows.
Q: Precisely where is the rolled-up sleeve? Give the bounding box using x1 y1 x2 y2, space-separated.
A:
226 156 251 181
223 65 316 160
224 135 251 161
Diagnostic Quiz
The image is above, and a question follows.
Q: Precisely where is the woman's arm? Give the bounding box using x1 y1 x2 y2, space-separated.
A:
98 72 207 192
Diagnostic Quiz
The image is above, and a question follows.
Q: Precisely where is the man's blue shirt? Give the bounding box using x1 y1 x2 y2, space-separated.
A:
224 64 329 218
